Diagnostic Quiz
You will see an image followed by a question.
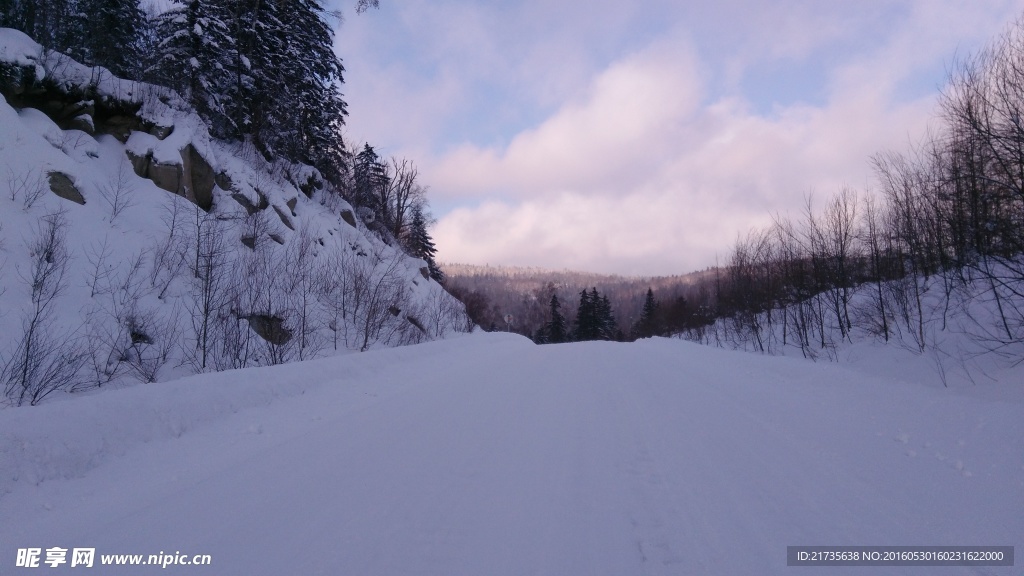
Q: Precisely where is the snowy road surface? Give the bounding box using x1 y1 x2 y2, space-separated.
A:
1 333 1021 575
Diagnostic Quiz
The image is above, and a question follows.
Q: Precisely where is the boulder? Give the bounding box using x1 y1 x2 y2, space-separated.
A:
215 171 233 191
231 193 260 215
273 205 294 230
182 144 214 211
47 172 85 205
123 144 216 211
149 161 184 196
244 314 292 345
67 113 94 135
340 209 356 227
149 124 173 140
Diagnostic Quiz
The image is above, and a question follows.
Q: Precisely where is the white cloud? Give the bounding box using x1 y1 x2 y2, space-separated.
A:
429 41 937 275
428 38 702 200
338 0 1024 275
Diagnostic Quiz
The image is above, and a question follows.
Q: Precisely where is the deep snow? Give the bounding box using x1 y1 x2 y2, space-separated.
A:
1 332 1020 575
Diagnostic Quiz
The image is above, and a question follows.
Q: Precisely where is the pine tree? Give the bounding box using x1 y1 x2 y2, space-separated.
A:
353 143 388 214
2 0 76 51
597 292 618 340
633 287 660 338
573 289 595 341
405 206 443 282
150 0 234 131
546 294 567 344
76 0 144 78
225 0 290 153
274 0 347 180
573 287 617 341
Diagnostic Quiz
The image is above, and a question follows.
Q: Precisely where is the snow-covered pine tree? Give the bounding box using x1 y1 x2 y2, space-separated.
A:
355 0 378 12
404 205 443 282
219 0 290 153
150 0 234 133
353 143 388 215
276 0 347 183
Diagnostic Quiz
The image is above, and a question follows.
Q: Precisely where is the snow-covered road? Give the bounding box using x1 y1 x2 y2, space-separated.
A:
2 334 1021 575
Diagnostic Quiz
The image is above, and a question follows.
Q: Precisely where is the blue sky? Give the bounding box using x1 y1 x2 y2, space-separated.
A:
334 0 1024 276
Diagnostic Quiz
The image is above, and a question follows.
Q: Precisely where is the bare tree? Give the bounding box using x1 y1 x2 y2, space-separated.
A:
281 225 324 360
318 241 410 352
2 210 85 405
185 206 233 371
149 195 190 299
83 249 180 386
5 167 46 210
384 157 428 241
98 161 137 222
858 194 892 341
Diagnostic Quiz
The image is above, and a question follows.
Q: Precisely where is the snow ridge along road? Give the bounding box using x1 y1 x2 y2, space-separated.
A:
1 333 1020 575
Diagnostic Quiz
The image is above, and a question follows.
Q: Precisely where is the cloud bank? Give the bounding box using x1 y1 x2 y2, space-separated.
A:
338 0 1024 275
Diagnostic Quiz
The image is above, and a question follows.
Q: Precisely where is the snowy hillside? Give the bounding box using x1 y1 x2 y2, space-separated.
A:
1 332 1020 574
0 28 467 405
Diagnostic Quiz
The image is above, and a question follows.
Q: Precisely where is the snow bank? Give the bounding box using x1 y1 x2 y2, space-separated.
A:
0 331 513 498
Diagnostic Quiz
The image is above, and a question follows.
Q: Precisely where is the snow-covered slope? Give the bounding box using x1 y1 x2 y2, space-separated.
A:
0 333 1020 574
0 28 467 405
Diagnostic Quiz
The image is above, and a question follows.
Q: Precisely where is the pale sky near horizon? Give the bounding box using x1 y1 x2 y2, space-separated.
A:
333 0 1024 276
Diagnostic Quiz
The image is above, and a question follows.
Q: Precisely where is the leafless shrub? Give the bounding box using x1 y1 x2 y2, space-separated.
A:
59 131 97 157
1 210 86 405
84 235 116 298
316 240 409 351
149 196 190 299
416 288 471 339
82 249 180 386
6 167 46 210
281 226 324 360
184 205 233 372
98 162 137 222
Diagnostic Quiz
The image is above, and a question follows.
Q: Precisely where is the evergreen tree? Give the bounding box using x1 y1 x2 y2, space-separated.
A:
596 292 618 340
77 0 144 78
546 294 567 344
353 143 388 214
223 0 289 153
573 289 596 341
574 288 617 341
405 205 443 282
275 0 347 180
633 288 660 338
150 0 234 131
2 0 76 51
